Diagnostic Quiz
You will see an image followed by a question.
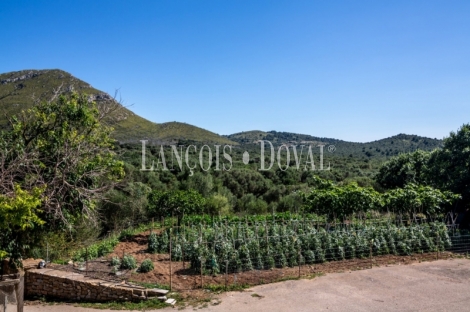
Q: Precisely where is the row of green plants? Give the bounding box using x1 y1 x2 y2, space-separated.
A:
110 255 154 273
148 220 451 274
179 212 326 226
72 236 119 262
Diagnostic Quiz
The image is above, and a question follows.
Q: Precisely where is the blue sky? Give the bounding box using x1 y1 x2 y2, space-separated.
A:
2 0 469 142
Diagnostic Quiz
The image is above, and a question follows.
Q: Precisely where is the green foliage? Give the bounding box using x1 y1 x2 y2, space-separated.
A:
148 232 159 253
72 236 119 262
0 184 44 231
376 124 470 210
0 91 124 229
427 124 470 207
236 194 268 214
118 229 134 242
147 189 206 218
101 181 151 232
139 259 154 273
206 194 232 216
302 178 458 221
120 254 137 270
0 185 45 260
153 218 451 275
302 180 381 221
383 183 460 218
375 150 431 189
110 256 121 267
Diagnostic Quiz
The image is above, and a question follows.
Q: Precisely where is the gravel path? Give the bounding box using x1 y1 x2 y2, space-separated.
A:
23 258 470 312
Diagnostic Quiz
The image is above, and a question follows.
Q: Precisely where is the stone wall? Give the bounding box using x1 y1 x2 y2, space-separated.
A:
25 269 167 302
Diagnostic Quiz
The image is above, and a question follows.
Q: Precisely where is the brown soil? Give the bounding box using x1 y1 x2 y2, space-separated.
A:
48 231 458 301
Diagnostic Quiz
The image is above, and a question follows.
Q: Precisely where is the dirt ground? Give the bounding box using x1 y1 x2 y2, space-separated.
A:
49 230 458 302
22 258 470 311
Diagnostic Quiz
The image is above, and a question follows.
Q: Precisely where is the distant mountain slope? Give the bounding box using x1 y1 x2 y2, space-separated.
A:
227 131 442 158
0 69 236 145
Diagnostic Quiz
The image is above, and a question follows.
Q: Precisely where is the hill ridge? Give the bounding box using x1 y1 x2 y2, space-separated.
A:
0 69 236 145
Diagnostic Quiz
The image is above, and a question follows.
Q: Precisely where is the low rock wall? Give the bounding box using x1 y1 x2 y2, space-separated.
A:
25 269 166 302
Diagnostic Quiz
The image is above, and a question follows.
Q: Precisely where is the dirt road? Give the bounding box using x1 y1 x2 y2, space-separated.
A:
23 258 470 312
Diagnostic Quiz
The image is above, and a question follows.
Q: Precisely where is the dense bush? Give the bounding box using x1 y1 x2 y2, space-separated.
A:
110 256 121 267
139 259 154 273
120 254 137 270
148 232 159 253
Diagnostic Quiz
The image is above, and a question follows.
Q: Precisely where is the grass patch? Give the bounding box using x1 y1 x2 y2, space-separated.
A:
203 283 250 292
128 280 171 290
52 259 69 265
78 298 168 310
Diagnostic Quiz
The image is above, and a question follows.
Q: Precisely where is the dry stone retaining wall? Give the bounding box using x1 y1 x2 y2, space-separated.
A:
25 269 167 302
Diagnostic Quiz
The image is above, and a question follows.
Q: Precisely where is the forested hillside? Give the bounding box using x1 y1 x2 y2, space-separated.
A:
0 69 235 145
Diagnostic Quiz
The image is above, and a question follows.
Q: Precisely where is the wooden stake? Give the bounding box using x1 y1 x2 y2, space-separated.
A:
169 226 172 291
200 257 204 289
225 260 228 290
182 225 185 270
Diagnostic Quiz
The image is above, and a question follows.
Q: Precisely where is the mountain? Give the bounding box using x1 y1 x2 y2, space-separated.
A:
0 69 443 157
226 131 442 158
0 69 236 145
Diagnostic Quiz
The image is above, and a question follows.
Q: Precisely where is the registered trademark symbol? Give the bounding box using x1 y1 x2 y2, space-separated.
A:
328 145 336 153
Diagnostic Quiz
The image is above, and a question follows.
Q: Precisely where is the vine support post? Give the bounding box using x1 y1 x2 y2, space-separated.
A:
85 248 88 276
169 226 172 292
265 222 268 247
225 260 228 290
200 257 204 289
369 240 373 269
298 248 301 278
436 235 439 260
182 224 185 270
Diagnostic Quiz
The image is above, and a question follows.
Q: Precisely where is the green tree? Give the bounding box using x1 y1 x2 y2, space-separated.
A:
206 194 231 216
427 124 470 208
0 92 124 227
302 179 381 221
0 185 45 263
375 150 431 189
147 189 206 222
382 183 459 219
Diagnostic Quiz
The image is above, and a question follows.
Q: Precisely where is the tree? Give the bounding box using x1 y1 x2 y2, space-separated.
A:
302 178 381 221
147 189 206 222
0 185 45 263
0 92 124 228
382 183 459 219
375 150 431 189
206 194 231 216
427 124 470 208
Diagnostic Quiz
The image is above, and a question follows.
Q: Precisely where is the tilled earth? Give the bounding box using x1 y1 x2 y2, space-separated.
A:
24 258 470 312
49 231 458 301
